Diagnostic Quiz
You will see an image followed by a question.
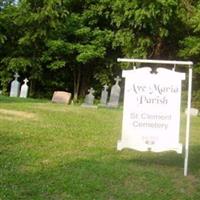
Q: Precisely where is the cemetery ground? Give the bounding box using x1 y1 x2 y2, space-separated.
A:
0 96 200 200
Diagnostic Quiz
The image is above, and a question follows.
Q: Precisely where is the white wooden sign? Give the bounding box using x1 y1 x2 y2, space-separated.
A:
118 67 185 153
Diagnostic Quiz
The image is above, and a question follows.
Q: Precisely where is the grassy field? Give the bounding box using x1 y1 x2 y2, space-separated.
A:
0 95 200 200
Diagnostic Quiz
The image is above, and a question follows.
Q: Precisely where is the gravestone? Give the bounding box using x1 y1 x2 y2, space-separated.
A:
52 91 71 104
99 84 108 106
10 72 20 97
107 76 121 108
185 108 199 116
20 78 29 98
82 88 97 108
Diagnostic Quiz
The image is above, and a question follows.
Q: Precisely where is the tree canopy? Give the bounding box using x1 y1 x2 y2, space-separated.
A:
0 0 199 99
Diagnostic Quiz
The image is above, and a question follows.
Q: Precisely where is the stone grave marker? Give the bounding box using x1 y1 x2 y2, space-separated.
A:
99 84 108 106
10 72 20 97
185 108 199 116
82 88 97 108
52 91 71 104
107 76 121 108
20 78 29 98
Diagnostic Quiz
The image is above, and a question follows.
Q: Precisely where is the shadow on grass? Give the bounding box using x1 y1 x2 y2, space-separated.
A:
1 132 200 200
121 145 200 173
187 145 200 172
121 151 183 167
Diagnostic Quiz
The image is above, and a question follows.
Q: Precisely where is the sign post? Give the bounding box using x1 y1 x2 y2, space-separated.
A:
117 59 193 176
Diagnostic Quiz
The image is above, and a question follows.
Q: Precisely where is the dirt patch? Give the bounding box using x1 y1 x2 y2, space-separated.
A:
0 109 37 120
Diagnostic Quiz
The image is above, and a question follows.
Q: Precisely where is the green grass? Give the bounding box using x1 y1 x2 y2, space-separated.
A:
0 95 200 200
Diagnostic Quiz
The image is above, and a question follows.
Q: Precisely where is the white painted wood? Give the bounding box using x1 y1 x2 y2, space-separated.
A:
118 68 185 153
117 58 193 65
117 58 193 176
184 66 193 176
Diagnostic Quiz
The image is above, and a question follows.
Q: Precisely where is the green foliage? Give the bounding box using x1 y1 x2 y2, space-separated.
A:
47 40 73 54
179 37 200 58
178 2 200 62
76 44 105 63
111 0 179 58
0 33 6 44
8 57 31 72
1 0 200 98
177 1 200 90
192 90 200 109
0 70 11 94
47 60 66 70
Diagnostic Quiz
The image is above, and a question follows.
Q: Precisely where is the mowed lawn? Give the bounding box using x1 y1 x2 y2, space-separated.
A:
0 96 200 200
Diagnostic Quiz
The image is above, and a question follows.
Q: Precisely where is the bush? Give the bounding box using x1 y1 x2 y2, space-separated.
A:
192 90 200 109
181 90 200 110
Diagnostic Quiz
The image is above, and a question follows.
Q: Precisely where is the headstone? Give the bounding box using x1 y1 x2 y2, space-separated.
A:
20 78 29 98
10 72 20 97
118 68 185 153
82 88 97 108
52 91 71 104
99 84 108 106
185 108 199 116
107 76 121 108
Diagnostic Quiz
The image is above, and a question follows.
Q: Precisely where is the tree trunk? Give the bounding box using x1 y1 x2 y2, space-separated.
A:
73 69 81 101
29 79 36 97
152 37 163 58
79 75 89 97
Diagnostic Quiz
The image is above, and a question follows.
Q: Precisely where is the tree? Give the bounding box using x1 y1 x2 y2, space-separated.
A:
0 0 196 99
9 0 67 96
110 0 182 59
43 0 114 100
178 0 200 89
0 2 21 94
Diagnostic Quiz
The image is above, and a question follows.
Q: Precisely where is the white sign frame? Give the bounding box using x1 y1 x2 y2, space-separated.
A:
117 58 193 176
